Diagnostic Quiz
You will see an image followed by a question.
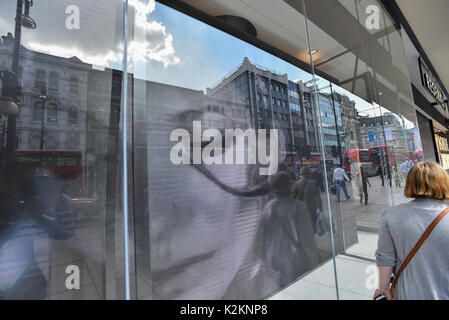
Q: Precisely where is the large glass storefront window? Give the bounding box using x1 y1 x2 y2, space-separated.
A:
0 0 128 299
0 0 425 300
296 0 423 298
131 0 340 300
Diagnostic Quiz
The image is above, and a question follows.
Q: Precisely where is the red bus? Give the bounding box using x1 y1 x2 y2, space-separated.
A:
368 146 393 168
13 150 83 194
343 149 379 176
344 149 370 163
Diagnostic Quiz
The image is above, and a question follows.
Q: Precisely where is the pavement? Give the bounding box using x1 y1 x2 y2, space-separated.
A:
326 174 412 233
268 174 412 300
269 231 380 300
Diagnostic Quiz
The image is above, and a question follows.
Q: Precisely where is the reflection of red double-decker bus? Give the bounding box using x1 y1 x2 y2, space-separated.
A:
343 149 378 176
344 149 370 163
13 150 83 194
368 146 393 168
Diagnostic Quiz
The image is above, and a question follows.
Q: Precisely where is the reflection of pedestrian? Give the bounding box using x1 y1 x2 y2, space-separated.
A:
400 160 410 181
262 172 320 287
374 162 449 300
293 167 323 229
344 156 352 180
355 166 371 204
0 161 47 299
313 167 325 192
393 161 402 187
333 166 351 202
378 165 385 186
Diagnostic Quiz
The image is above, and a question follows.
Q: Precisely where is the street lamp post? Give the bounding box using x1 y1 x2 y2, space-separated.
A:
329 83 343 166
39 85 47 150
310 81 344 166
4 0 36 161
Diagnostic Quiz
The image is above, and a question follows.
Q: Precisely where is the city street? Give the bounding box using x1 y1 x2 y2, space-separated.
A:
326 173 412 236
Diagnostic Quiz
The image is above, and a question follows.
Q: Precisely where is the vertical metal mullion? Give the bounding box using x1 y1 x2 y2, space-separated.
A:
302 0 340 300
121 0 131 300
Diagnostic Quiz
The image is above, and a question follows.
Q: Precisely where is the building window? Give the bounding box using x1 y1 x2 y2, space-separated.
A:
70 76 79 94
34 69 46 90
30 135 41 150
33 101 43 121
47 103 58 122
266 110 271 119
68 106 78 125
66 135 79 150
46 136 58 150
263 95 268 103
49 71 60 91
272 97 275 105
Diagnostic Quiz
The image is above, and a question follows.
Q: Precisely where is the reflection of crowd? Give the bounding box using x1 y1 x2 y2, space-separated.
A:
262 172 321 287
0 160 75 299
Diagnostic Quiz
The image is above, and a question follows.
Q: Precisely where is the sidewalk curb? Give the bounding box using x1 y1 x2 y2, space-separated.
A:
357 225 379 233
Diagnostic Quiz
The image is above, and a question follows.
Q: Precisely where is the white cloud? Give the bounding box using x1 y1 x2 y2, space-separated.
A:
129 0 180 68
129 21 180 68
26 42 122 67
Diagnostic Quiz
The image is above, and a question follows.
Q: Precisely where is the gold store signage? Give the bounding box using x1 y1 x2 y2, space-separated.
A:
419 58 447 110
436 135 449 153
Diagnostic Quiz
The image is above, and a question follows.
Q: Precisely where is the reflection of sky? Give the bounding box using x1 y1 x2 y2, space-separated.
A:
0 0 416 130
147 3 398 124
145 3 313 93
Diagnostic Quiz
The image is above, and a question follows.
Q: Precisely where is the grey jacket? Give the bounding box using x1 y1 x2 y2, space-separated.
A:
376 198 449 300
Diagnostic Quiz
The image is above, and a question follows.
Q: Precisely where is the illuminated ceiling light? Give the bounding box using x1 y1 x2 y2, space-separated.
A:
310 49 319 55
378 91 383 96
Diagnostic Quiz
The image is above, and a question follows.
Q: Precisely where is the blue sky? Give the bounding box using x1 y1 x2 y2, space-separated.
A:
145 2 387 118
146 2 312 92
0 0 413 127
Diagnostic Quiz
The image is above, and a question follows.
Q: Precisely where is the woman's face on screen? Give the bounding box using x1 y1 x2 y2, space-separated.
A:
145 107 285 299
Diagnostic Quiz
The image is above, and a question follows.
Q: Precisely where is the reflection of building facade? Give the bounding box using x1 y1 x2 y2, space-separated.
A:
0 33 88 153
359 112 410 155
207 57 297 162
317 93 345 161
85 68 118 196
289 80 318 156
336 93 360 151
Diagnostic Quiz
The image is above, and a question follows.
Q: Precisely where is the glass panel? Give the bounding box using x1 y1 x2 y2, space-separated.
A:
416 112 436 163
299 0 424 299
0 0 127 299
131 0 338 300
